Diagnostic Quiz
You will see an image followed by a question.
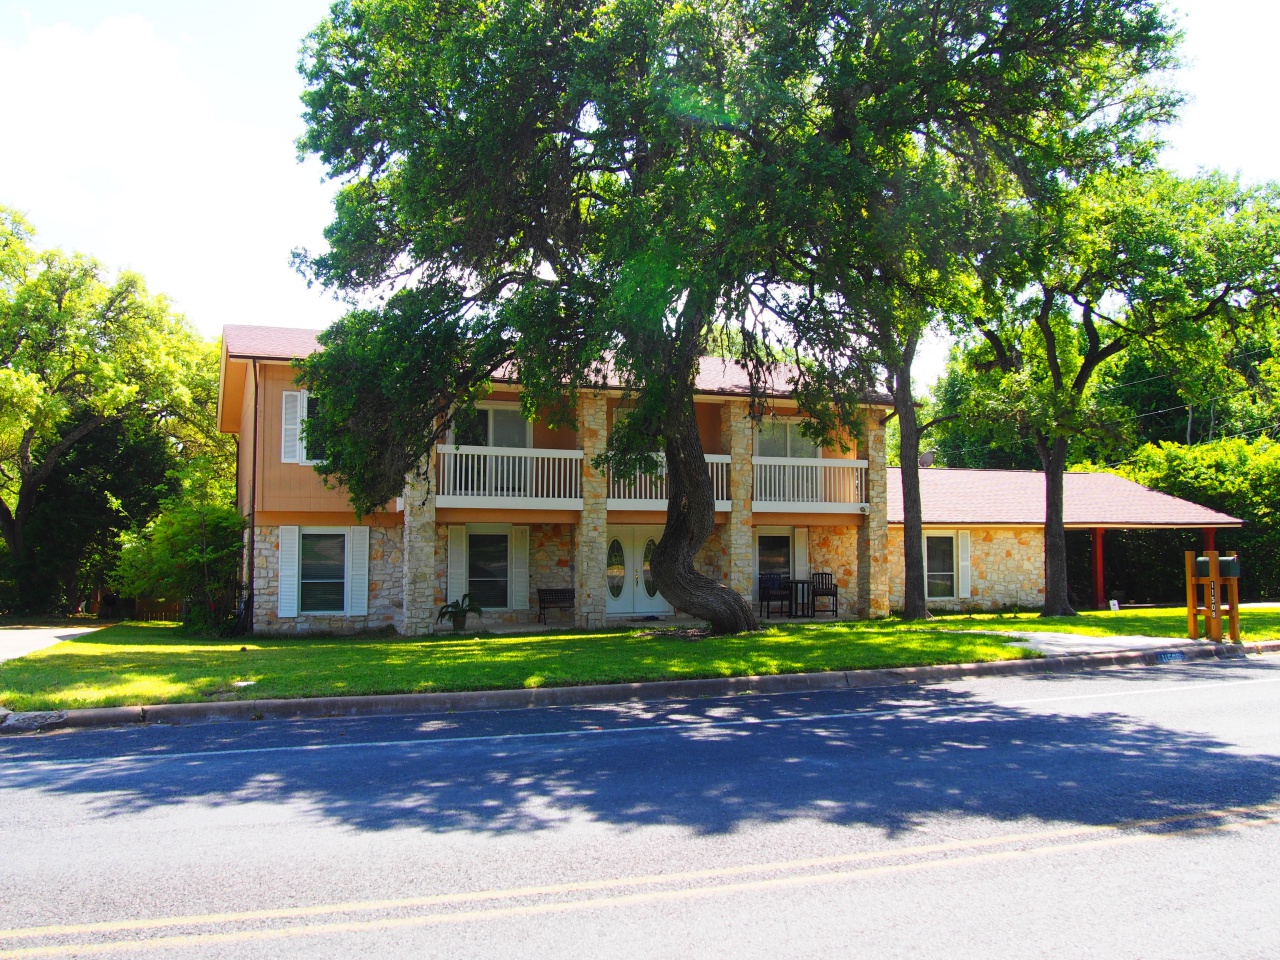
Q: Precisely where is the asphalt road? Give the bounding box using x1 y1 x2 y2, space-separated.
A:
2 657 1279 959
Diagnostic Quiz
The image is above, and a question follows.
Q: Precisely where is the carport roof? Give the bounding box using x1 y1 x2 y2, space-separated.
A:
887 467 1241 529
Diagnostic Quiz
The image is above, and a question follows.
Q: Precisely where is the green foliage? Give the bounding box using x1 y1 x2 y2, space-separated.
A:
111 459 245 631
437 594 483 629
1113 438 1280 599
0 205 217 594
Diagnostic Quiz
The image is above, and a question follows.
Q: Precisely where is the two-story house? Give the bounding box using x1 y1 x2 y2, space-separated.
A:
217 325 892 633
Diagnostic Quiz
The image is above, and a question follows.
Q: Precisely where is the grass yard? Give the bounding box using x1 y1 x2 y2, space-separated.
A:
927 605 1280 641
0 618 1039 712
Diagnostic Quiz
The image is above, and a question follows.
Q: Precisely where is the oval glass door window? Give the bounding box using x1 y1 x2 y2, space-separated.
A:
607 538 625 599
642 538 659 597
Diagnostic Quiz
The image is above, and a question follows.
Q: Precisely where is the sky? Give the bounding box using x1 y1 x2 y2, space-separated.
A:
2 1 1278 391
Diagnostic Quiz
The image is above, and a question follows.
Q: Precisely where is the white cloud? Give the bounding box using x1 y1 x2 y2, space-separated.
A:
0 14 345 338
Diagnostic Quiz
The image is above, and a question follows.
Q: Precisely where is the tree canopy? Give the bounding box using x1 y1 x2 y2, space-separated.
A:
0 206 221 611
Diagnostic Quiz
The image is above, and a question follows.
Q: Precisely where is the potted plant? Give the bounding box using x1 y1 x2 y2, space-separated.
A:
437 594 483 631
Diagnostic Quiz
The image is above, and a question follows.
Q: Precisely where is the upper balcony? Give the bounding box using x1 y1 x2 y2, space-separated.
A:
435 445 870 515
436 446 584 509
752 456 869 514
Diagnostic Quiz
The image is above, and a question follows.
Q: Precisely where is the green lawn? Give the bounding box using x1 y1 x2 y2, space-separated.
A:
0 618 1039 712
927 605 1280 641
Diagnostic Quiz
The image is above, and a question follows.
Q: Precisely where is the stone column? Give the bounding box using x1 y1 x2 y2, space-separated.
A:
856 410 890 618
721 399 755 603
400 453 437 635
575 393 609 628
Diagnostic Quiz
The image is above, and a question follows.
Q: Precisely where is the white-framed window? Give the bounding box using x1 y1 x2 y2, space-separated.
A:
755 418 820 459
923 530 971 601
281 390 325 466
300 530 347 613
451 402 531 448
276 525 370 619
446 524 530 611
752 526 810 598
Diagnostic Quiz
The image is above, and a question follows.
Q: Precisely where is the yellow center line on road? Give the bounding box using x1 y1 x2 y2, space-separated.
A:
2 804 1278 958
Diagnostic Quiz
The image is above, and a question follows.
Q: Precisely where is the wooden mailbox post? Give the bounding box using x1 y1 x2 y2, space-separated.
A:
1185 550 1241 643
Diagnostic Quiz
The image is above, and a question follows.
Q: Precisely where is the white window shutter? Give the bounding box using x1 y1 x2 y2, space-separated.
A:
281 391 301 463
278 526 299 618
512 526 530 610
347 526 370 616
958 530 971 599
793 527 809 580
447 525 467 603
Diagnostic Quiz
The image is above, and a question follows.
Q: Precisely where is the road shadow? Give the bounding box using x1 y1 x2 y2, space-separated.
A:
3 660 1279 839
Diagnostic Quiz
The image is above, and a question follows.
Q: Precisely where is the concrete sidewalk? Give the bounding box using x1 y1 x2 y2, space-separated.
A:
0 626 99 664
993 631 1220 658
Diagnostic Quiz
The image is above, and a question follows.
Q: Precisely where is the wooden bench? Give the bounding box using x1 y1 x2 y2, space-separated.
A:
536 588 575 624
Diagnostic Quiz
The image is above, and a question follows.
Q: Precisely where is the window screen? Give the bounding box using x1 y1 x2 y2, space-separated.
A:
303 394 326 463
468 533 509 607
756 421 788 457
490 408 528 448
926 535 956 599
300 533 345 612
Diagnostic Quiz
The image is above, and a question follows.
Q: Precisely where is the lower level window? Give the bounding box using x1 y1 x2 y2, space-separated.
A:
758 535 791 578
301 532 346 612
926 535 955 599
468 533 509 607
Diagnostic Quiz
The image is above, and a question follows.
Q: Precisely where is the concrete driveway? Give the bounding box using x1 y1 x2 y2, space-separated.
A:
0 625 99 664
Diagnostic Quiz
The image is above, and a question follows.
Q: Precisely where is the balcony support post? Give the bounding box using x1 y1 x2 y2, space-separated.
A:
575 393 609 627
722 399 755 601
400 450 438 635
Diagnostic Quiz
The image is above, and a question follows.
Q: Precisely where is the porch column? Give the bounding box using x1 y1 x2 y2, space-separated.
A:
575 393 609 628
722 399 755 602
1203 527 1216 552
401 452 437 635
1093 527 1106 610
856 410 890 618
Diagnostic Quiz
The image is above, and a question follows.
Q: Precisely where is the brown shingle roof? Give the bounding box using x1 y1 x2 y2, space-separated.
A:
224 324 323 360
887 467 1240 528
221 324 893 404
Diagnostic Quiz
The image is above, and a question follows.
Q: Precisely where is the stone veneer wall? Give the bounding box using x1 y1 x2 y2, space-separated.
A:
252 524 403 634
856 410 890 617
575 394 609 627
431 521 576 630
886 525 1046 611
721 400 754 599
808 524 860 618
694 524 729 585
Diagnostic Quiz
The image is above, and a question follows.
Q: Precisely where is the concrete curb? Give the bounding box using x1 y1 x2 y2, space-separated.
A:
3 638 1278 735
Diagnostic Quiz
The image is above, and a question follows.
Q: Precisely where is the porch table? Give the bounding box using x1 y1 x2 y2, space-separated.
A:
789 579 815 618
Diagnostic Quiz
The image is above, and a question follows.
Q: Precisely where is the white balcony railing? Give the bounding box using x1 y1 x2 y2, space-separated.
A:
607 454 732 511
436 446 584 508
752 457 869 513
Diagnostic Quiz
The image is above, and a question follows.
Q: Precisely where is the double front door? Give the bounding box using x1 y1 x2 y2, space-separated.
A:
605 526 672 616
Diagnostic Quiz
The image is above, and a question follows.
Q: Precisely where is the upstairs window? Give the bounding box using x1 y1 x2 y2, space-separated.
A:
282 390 325 466
453 406 530 448
755 420 819 459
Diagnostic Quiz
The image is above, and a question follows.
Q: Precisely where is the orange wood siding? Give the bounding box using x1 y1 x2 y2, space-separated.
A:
236 362 256 518
257 364 356 513
695 401 723 454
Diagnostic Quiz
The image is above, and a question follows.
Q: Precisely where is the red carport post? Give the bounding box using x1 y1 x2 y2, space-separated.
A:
1203 527 1216 552
1093 527 1106 609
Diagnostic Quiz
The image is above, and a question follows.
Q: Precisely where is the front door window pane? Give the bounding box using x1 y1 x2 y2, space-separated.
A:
607 538 625 599
926 535 955 598
468 534 509 607
758 535 791 578
490 408 528 448
642 538 659 598
300 533 345 612
756 421 787 457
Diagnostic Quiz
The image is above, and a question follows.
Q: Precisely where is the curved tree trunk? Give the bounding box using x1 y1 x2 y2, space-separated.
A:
890 353 929 621
1036 434 1076 617
651 396 758 634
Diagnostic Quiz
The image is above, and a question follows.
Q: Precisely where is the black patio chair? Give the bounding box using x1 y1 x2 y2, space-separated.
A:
812 572 838 617
759 574 791 619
